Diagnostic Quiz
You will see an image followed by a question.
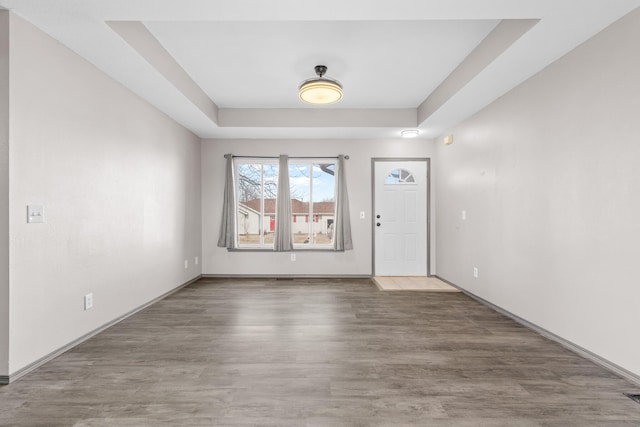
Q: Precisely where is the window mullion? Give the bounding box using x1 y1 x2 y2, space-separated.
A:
260 164 265 246
308 164 313 244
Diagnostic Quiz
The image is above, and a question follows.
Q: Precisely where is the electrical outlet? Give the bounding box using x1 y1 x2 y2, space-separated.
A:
184 259 188 269
84 293 93 310
473 267 478 278
195 256 199 265
291 253 296 262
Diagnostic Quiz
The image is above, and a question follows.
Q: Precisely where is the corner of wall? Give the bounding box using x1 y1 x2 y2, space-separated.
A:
0 10 11 377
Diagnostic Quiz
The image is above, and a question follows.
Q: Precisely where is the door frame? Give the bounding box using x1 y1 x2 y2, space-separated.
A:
371 157 431 277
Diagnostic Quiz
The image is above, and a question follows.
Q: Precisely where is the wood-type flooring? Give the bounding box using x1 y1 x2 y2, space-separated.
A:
1 277 639 426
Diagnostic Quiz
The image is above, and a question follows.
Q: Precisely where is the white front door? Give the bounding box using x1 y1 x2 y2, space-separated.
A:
374 160 428 276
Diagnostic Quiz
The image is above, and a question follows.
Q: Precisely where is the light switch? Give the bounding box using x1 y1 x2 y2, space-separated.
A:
461 210 467 221
27 205 44 223
360 211 365 219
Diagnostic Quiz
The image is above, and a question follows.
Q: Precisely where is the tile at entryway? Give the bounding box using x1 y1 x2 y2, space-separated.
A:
373 276 460 292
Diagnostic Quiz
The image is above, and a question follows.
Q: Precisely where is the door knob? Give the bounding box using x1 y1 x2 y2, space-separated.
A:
376 214 381 219
376 222 381 227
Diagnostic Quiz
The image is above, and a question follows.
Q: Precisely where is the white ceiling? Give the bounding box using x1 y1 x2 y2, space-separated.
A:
0 0 638 140
146 20 499 108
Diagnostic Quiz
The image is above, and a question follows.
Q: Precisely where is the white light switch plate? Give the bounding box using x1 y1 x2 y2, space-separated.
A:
27 205 44 223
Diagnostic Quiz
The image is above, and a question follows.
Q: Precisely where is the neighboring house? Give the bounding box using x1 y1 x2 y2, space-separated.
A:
237 202 261 236
239 198 335 238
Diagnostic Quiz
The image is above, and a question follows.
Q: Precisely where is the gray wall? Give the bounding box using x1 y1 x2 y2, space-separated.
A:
6 14 202 374
0 11 9 377
202 138 436 276
435 9 640 377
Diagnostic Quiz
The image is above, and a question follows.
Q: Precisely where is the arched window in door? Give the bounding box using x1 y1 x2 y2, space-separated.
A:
385 168 416 184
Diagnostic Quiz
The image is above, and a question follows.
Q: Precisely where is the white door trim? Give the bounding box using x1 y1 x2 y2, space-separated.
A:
371 157 431 276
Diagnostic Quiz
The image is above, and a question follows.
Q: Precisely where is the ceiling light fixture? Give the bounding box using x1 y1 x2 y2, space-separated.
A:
299 65 343 105
401 129 420 138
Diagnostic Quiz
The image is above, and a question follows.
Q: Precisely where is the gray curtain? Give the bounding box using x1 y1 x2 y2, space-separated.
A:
217 154 237 248
274 155 293 251
333 155 353 251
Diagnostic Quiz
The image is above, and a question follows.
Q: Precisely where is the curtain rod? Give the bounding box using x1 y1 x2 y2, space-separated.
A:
224 154 349 160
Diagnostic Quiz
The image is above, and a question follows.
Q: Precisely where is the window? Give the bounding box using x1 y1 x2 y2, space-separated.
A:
289 161 336 247
236 161 278 246
385 168 416 184
235 158 336 248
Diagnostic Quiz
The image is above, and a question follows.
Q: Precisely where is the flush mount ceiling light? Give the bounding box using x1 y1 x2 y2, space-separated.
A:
299 65 343 105
401 129 420 138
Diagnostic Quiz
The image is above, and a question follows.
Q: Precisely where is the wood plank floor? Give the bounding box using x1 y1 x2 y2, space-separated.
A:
1 277 639 426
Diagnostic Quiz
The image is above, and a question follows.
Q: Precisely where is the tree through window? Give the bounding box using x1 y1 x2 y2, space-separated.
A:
237 162 278 246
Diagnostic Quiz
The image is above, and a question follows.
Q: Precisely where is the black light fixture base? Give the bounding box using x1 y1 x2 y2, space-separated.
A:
314 65 328 78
